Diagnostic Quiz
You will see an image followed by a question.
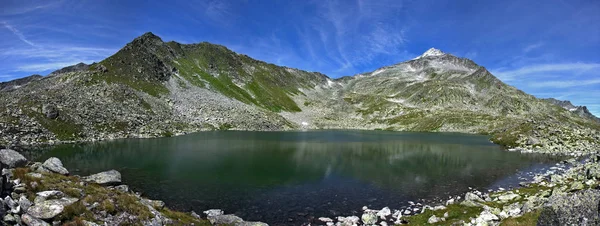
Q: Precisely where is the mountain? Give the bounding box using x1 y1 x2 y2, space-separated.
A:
542 98 600 122
0 74 43 92
0 33 598 155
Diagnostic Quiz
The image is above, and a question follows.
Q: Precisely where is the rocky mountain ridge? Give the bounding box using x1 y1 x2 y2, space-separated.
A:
542 98 599 122
0 32 598 155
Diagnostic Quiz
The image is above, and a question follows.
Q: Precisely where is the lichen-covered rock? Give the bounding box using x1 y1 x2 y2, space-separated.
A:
361 213 377 224
0 149 27 168
537 189 600 225
41 157 69 175
208 214 244 225
21 213 50 226
27 200 65 219
83 170 121 185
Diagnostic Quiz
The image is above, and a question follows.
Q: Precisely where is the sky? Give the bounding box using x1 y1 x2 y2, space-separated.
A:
1 0 599 115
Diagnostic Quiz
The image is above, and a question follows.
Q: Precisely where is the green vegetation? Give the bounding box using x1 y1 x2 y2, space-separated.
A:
500 210 540 226
13 167 209 225
23 108 82 140
404 204 482 225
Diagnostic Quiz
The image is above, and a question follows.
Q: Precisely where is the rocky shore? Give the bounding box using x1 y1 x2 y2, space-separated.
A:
0 148 267 226
313 153 600 225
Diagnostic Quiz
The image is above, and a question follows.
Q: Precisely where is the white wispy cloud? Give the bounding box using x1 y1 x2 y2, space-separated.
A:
523 42 544 53
492 63 600 81
530 78 600 88
2 22 36 47
306 0 409 75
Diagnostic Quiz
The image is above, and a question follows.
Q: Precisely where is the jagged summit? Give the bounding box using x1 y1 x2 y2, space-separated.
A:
414 48 446 59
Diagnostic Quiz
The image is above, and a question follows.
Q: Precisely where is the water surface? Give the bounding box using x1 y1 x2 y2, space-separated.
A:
31 130 559 224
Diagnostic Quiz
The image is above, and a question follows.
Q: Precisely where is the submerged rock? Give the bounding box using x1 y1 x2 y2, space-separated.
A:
41 157 69 175
83 170 121 185
0 149 27 168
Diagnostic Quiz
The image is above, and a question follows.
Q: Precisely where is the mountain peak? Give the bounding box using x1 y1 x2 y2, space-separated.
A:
414 48 446 59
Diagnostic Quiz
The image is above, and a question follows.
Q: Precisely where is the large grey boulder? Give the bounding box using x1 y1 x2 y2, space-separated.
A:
208 214 244 225
83 170 122 185
21 213 50 226
0 149 27 168
537 189 600 225
42 104 59 119
41 157 69 175
27 199 64 219
27 197 78 219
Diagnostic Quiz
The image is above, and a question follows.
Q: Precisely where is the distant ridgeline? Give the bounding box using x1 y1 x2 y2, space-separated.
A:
1 33 599 155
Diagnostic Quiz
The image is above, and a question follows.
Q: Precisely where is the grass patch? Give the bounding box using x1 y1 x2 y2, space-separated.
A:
500 210 541 226
160 208 212 226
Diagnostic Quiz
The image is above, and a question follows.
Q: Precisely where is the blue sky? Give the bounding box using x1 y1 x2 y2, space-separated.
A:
1 0 599 115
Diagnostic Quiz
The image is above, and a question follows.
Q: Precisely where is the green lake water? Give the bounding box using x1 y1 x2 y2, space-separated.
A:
30 130 560 224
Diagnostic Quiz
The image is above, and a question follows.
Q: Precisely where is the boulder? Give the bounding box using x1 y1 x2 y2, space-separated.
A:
83 170 121 185
376 207 391 219
207 214 243 225
498 193 520 202
34 190 64 203
19 196 33 212
235 222 269 226
42 104 59 119
41 157 69 175
537 189 600 225
0 149 27 168
27 200 65 219
27 197 78 219
428 215 442 224
465 192 485 203
21 213 50 226
203 209 224 217
361 213 377 224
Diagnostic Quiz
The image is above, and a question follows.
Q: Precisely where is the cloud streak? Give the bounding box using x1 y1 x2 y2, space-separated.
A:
2 22 36 47
492 63 600 81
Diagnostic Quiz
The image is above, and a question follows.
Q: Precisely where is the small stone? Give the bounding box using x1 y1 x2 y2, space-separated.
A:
19 196 33 212
3 214 16 222
25 172 43 178
114 185 129 192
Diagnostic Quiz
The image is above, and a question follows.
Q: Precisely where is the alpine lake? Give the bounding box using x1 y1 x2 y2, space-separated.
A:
28 130 563 224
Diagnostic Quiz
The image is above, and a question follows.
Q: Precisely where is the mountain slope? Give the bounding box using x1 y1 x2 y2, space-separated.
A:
0 35 598 155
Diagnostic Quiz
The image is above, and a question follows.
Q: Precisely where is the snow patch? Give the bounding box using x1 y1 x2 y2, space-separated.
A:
414 48 445 59
372 68 386 76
